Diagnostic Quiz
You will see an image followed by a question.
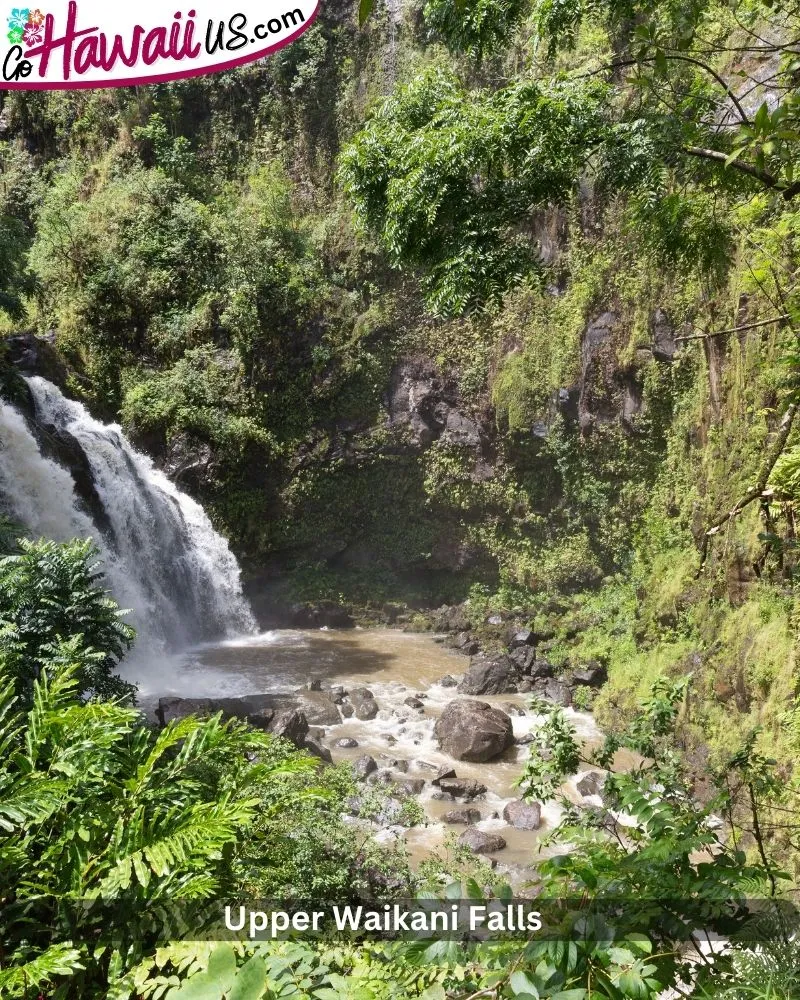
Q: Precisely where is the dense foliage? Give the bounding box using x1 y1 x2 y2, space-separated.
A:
2 0 800 994
0 538 135 703
339 70 605 314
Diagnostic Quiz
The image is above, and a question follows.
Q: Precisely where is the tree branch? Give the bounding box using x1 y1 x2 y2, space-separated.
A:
675 315 790 342
683 146 781 189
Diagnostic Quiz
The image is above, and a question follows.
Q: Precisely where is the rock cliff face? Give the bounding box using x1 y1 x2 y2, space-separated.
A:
2 301 674 617
388 358 489 454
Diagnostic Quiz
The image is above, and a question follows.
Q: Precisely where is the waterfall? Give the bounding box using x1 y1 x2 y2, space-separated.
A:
0 377 256 665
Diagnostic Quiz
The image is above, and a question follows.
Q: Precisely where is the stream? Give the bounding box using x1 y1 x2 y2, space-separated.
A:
137 628 612 876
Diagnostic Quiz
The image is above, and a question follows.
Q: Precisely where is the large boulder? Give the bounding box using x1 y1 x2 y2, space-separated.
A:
303 738 333 764
509 630 536 649
458 656 519 695
269 709 310 746
348 688 380 721
293 690 342 726
434 700 515 762
156 695 276 729
394 777 425 795
502 799 542 830
458 827 507 854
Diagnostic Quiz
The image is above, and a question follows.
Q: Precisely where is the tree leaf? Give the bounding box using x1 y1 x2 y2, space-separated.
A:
228 956 267 1000
358 0 374 26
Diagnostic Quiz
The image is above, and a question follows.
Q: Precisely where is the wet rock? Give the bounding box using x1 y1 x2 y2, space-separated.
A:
443 808 482 825
308 727 326 741
458 656 519 696
334 737 360 749
36 421 114 538
571 662 608 688
417 760 439 771
509 646 536 673
381 757 409 773
509 630 536 649
308 679 323 691
7 332 68 385
434 700 515 762
458 827 507 854
437 777 487 800
394 778 425 795
329 684 347 700
432 767 457 786
157 695 274 729
544 679 572 707
294 690 343 726
449 631 480 655
518 679 534 694
502 800 542 830
348 687 379 721
502 703 526 717
439 675 459 688
269 709 310 747
516 732 535 745
404 697 425 710
303 738 333 764
341 704 354 718
353 755 378 780
576 771 605 797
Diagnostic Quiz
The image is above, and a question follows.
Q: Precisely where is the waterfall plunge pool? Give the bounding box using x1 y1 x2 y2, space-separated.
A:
135 627 614 874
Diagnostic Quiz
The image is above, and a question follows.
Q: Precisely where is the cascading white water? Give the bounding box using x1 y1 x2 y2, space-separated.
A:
0 377 256 667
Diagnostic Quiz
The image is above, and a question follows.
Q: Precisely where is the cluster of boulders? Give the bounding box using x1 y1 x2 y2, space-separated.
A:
425 607 609 709
154 664 609 859
457 640 607 706
157 680 389 733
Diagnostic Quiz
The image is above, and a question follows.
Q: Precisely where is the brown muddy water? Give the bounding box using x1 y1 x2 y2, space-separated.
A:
137 629 615 878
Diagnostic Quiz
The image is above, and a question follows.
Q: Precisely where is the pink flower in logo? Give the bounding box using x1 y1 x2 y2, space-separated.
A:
23 19 42 44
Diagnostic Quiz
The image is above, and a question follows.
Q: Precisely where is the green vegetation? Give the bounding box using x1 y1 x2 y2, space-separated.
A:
2 0 800 993
0 538 135 704
0 536 422 997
